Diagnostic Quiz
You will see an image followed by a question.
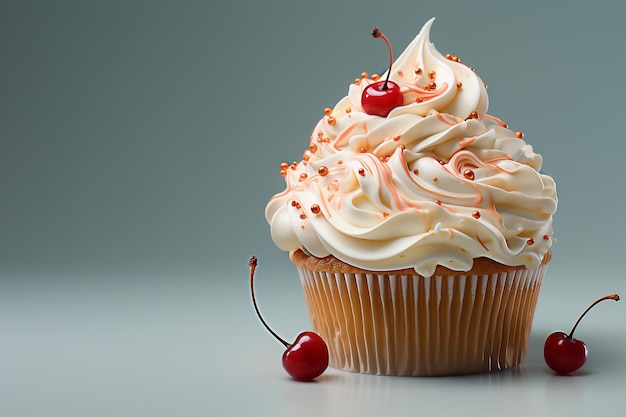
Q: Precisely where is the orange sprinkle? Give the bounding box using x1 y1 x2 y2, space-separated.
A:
309 143 318 153
323 107 333 116
361 72 369 79
310 204 321 214
515 131 524 139
318 166 329 176
372 74 380 81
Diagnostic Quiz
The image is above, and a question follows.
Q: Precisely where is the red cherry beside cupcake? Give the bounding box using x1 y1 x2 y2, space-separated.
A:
248 256 328 381
544 293 620 375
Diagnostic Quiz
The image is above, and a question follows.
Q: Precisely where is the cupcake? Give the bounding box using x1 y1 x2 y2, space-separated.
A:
265 18 557 376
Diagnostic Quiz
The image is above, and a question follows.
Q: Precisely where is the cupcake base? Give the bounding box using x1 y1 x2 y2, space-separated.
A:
291 249 549 376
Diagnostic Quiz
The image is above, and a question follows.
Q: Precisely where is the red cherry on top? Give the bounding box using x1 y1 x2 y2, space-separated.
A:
361 28 403 117
249 256 329 381
544 293 620 375
362 80 403 117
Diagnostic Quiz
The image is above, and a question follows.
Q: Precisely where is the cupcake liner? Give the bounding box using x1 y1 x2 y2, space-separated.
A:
296 264 546 376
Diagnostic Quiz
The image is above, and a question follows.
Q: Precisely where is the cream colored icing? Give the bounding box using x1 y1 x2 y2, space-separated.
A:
265 18 557 277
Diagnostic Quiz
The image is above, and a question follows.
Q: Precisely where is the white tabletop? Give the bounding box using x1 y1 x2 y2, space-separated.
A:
3 264 624 417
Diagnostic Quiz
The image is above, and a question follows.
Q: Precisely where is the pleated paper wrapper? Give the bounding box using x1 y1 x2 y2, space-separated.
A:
296 264 546 376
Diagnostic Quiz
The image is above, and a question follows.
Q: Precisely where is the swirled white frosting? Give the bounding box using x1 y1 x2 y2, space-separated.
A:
265 18 557 276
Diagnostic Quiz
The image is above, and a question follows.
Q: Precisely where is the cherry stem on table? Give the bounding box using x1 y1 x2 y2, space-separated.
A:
567 293 620 339
249 256 291 348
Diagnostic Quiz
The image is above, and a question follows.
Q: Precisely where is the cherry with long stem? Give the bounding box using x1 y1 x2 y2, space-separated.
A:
361 28 403 117
249 256 329 381
544 293 620 375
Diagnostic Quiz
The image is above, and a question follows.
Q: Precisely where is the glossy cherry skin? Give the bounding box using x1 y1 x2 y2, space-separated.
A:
361 80 403 117
544 331 588 374
282 331 329 381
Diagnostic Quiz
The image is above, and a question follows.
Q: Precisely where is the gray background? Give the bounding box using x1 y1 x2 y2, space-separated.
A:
2 1 626 416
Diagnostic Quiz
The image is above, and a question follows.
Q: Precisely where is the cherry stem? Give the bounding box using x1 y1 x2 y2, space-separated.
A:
372 28 393 90
249 256 291 348
567 293 620 339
